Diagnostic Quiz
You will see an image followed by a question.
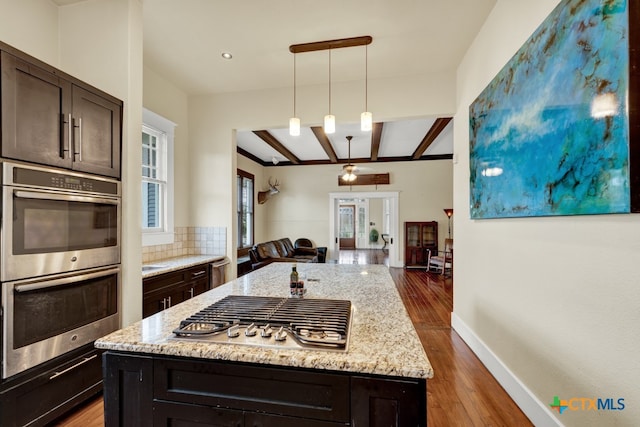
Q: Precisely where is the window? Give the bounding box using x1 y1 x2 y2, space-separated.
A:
237 170 254 249
142 109 175 246
142 125 165 230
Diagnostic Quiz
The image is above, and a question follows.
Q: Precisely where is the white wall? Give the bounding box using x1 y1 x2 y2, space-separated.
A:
454 1 640 426
258 161 452 256
0 0 58 65
144 65 190 227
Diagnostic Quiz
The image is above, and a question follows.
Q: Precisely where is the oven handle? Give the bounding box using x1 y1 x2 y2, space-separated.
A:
13 267 120 293
49 354 97 380
14 190 119 205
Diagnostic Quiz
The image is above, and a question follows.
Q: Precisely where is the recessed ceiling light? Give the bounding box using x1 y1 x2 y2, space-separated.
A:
221 52 233 60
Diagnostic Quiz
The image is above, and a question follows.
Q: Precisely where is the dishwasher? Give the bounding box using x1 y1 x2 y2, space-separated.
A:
210 258 230 288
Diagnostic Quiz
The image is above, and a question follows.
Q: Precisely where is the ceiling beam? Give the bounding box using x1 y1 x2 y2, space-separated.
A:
311 126 338 163
411 117 452 160
252 130 301 165
370 122 383 161
289 36 372 54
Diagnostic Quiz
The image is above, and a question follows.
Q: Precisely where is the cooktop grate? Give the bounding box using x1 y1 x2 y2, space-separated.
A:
172 295 352 350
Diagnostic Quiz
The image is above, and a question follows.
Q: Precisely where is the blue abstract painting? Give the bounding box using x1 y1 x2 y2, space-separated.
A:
469 0 629 219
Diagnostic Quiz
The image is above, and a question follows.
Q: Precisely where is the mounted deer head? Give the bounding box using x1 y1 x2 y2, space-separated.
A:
257 178 280 204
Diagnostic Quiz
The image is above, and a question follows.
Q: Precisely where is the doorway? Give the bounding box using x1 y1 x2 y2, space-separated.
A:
339 205 356 249
329 191 400 268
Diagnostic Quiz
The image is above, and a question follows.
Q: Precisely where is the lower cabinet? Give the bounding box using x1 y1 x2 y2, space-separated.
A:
143 264 211 318
0 344 103 427
103 352 427 427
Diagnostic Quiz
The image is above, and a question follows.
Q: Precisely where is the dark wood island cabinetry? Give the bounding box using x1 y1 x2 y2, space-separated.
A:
98 263 432 426
104 352 426 427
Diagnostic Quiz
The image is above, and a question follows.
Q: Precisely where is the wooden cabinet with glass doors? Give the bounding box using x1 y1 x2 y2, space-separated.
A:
404 221 438 268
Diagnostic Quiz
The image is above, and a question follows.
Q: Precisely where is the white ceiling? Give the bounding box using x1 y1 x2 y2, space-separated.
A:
81 0 497 165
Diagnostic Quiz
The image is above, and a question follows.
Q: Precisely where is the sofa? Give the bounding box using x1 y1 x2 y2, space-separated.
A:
248 238 319 270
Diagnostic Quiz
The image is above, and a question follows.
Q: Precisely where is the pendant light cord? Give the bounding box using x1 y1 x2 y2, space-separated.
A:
293 53 297 116
365 44 368 111
328 49 332 115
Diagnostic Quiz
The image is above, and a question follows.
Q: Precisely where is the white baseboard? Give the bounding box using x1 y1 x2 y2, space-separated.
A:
451 313 562 427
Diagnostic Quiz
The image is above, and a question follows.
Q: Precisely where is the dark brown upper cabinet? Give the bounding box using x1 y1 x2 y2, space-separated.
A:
0 45 122 178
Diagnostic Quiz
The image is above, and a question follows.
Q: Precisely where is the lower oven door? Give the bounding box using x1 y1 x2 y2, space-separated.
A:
2 266 120 379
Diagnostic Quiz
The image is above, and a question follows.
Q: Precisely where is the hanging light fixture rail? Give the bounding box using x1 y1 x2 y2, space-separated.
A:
289 36 372 54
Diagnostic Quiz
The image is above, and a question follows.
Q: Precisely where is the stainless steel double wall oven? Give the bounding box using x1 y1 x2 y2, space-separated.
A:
1 161 121 378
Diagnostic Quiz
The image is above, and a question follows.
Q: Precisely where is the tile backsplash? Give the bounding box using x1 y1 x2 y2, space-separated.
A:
142 226 226 263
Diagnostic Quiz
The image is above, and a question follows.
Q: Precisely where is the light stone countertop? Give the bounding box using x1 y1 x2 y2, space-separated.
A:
142 255 228 278
97 262 433 379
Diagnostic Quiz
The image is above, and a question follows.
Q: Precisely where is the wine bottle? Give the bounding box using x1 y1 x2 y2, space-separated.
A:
290 265 299 296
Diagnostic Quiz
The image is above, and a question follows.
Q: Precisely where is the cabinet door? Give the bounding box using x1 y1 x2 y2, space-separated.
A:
351 376 426 427
142 286 185 318
1 51 72 168
153 400 243 427
142 293 166 318
0 346 102 427
183 277 210 301
245 412 345 426
71 85 121 178
103 352 153 427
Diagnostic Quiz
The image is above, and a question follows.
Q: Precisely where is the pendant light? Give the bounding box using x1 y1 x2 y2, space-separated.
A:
289 53 300 136
289 36 372 135
324 49 336 134
361 44 372 131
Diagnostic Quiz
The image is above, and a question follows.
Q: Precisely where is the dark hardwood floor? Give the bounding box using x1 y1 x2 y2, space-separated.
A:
53 249 532 426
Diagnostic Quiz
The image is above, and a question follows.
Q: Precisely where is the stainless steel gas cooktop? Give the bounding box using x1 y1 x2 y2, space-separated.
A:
171 295 352 351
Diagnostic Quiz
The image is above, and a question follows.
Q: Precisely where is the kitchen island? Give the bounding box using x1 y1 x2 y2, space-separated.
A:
96 263 432 426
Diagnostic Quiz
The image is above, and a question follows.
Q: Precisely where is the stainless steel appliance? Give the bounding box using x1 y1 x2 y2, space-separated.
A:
172 295 352 351
2 266 119 378
1 161 121 282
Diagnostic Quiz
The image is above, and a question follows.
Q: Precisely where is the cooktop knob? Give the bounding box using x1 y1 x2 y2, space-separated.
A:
261 324 272 338
245 323 257 337
227 325 240 338
274 326 287 342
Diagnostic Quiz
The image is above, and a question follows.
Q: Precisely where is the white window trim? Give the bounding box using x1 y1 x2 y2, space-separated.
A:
142 108 176 247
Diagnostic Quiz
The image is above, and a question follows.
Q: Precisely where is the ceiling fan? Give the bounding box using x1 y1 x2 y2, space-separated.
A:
340 135 374 182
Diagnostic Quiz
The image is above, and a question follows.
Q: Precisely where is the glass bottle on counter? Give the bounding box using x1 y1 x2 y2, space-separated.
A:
296 272 305 297
290 265 299 297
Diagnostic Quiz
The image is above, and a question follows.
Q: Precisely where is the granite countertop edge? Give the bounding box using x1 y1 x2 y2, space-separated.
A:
100 263 434 380
143 255 228 278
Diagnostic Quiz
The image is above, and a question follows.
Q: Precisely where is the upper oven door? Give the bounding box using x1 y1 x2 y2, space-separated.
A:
1 187 121 282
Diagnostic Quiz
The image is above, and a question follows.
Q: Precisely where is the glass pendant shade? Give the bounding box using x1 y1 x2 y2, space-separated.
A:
289 117 300 136
361 111 372 131
324 114 336 134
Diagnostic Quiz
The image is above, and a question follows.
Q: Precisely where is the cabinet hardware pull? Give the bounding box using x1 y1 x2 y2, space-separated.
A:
78 117 83 161
189 288 194 298
192 270 206 277
67 114 73 157
14 190 119 206
61 113 72 158
14 267 120 292
49 354 97 380
75 117 83 162
167 296 172 308
161 298 167 310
